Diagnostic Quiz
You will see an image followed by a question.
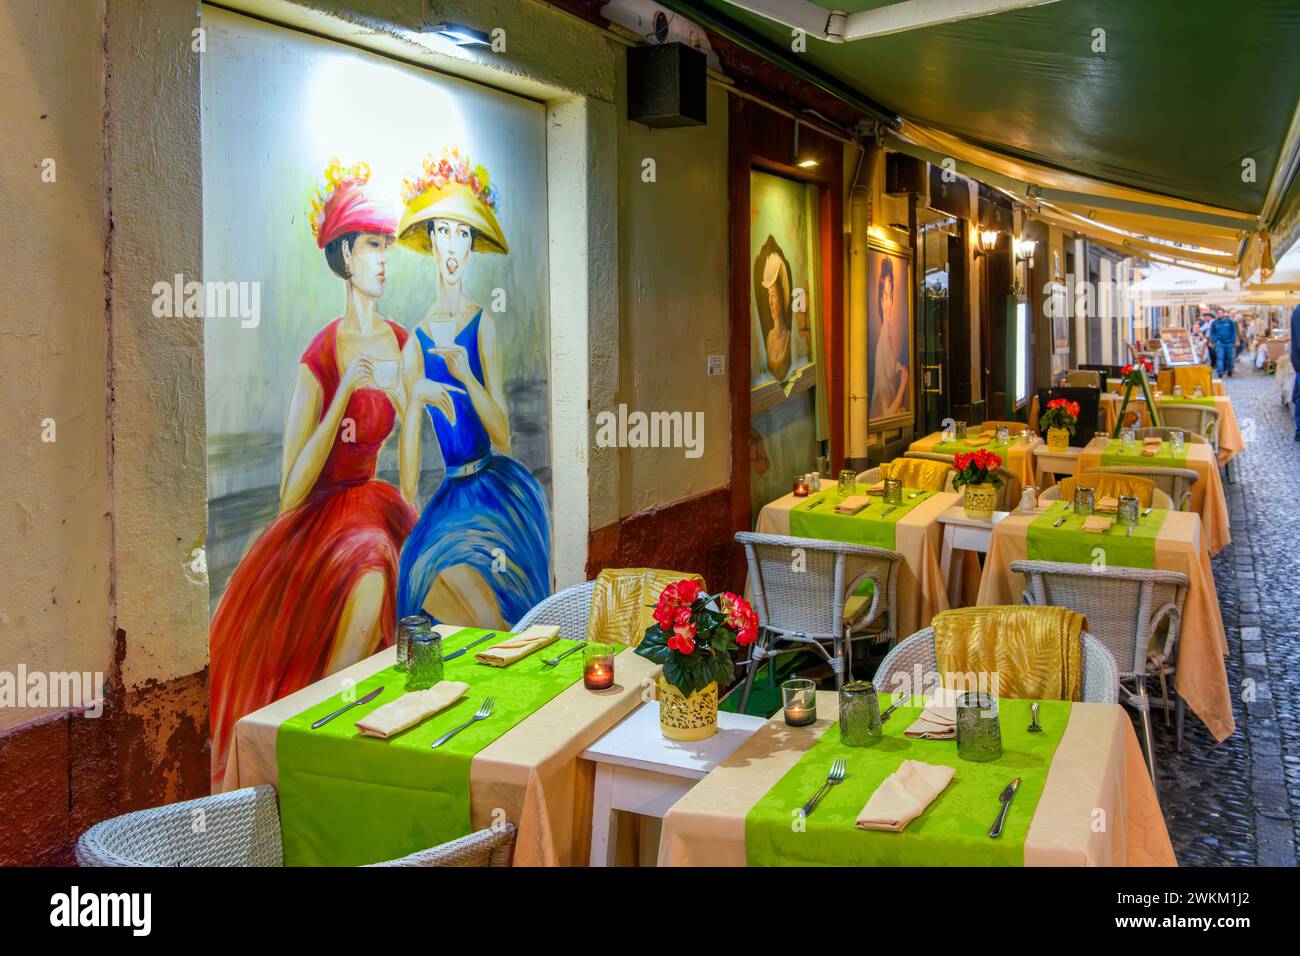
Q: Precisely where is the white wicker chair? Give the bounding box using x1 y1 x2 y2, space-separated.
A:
1081 465 1199 512
1010 560 1190 787
872 626 1119 705
1158 403 1221 454
1133 426 1209 446
734 531 902 712
512 580 596 640
75 785 517 866
1038 484 1175 511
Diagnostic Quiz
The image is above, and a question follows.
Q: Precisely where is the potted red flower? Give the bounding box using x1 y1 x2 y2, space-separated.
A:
637 580 758 741
1113 358 1159 435
1039 398 1080 452
952 449 1004 519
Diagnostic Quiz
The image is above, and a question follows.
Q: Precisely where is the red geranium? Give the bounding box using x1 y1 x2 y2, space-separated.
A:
1041 398 1080 434
640 580 760 697
952 449 1004 490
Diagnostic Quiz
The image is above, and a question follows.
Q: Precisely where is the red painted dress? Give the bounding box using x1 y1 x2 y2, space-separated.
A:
209 318 416 788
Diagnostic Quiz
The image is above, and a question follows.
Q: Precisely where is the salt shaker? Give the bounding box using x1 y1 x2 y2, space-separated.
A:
1017 485 1039 513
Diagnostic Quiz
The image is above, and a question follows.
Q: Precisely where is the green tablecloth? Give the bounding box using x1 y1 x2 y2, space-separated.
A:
744 696 1071 866
788 487 936 550
276 627 617 866
1027 501 1166 569
934 438 1015 456
1100 437 1189 469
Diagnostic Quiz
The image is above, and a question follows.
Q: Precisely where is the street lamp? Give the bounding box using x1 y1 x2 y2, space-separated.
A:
975 228 1000 257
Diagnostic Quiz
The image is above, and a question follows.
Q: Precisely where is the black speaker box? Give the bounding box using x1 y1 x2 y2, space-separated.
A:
885 152 927 194
627 42 707 128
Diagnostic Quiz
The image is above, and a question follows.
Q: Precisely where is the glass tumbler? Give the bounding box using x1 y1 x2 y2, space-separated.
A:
1121 427 1136 449
405 630 444 691
883 477 903 505
956 692 1003 762
395 615 430 672
1073 486 1096 517
1118 494 1140 530
839 680 882 747
995 425 1010 443
1170 430 1185 455
955 420 968 441
781 679 817 727
838 469 857 499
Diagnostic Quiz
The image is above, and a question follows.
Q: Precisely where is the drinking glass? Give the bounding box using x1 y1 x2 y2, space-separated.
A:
781 679 817 727
1170 430 1185 455
1073 486 1096 517
808 471 821 492
395 615 431 673
1193 385 1205 398
955 692 1002 762
838 469 857 499
1172 384 1183 397
955 420 968 441
883 477 903 505
1118 494 1140 530
1121 427 1136 449
405 630 444 691
839 680 882 747
995 425 1010 443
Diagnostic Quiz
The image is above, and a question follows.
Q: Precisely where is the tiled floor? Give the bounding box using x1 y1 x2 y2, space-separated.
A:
1144 361 1299 866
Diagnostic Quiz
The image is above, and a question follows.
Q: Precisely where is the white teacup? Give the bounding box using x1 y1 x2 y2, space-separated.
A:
372 359 399 389
428 320 458 349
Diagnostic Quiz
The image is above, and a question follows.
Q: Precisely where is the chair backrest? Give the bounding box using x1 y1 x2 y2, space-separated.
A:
1079 362 1124 380
735 531 902 643
1082 465 1198 511
881 456 952 491
1158 403 1221 448
1057 472 1156 509
1134 426 1209 446
871 626 1119 704
977 419 1024 435
1010 560 1189 677
1158 365 1212 395
1035 386 1101 445
1039 483 1173 510
512 581 596 640
899 452 960 491
1065 369 1102 389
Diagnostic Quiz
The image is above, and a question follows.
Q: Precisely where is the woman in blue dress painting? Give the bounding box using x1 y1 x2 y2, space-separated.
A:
395 147 552 629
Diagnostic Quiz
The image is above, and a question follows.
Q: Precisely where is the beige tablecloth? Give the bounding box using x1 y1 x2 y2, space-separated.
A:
657 690 1176 866
1075 437 1230 555
975 511 1234 742
755 489 959 639
1099 394 1243 465
1106 377 1225 397
908 431 1041 503
222 626 661 866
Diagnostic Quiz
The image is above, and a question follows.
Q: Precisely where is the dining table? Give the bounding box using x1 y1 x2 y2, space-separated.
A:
755 484 958 639
222 624 661 866
657 689 1176 866
1098 392 1244 465
1108 376 1225 397
975 505 1234 743
1074 435 1231 555
907 430 1041 502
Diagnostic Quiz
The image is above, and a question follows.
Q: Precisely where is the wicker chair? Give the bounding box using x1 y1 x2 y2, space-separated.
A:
1011 560 1190 786
1158 403 1221 454
1038 483 1175 511
854 465 958 493
1134 426 1209 446
871 626 1119 705
76 785 517 867
1065 369 1103 389
734 531 902 712
1081 465 1199 512
512 580 596 640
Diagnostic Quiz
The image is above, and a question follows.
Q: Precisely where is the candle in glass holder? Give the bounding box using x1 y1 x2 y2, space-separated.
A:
792 474 810 497
583 643 616 690
781 679 817 727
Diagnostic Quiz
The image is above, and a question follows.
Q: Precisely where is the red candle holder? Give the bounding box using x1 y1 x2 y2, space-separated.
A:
583 643 616 690
792 475 810 497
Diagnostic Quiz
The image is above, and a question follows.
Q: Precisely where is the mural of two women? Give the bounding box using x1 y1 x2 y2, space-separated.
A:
209 153 552 787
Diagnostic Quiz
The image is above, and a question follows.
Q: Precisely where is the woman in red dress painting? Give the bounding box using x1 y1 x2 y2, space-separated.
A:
209 160 431 789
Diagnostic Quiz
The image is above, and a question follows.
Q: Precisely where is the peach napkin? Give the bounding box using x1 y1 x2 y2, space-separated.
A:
903 705 956 739
1081 515 1114 533
355 680 469 738
474 625 560 667
835 495 871 515
854 760 956 832
962 436 991 447
1096 495 1119 514
862 481 886 494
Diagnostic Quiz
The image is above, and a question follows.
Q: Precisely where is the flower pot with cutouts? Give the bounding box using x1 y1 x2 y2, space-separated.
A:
952 449 1004 520
1039 398 1080 452
637 580 759 740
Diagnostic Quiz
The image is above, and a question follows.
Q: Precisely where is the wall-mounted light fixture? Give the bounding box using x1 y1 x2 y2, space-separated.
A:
975 228 1000 257
793 120 819 168
1014 237 1037 264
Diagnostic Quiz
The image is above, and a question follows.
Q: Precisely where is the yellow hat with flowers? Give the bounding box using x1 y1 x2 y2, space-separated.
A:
398 147 508 256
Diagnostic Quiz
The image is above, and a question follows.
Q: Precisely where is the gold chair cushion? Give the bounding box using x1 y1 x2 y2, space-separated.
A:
933 605 1086 702
1058 473 1155 509
586 568 706 648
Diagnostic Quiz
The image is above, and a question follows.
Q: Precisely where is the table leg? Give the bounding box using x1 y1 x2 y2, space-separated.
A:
589 762 618 867
940 524 960 606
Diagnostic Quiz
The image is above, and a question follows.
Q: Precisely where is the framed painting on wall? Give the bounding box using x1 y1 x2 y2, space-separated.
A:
866 235 914 430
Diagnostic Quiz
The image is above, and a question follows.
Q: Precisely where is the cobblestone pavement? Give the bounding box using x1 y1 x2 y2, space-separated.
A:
1143 363 1298 866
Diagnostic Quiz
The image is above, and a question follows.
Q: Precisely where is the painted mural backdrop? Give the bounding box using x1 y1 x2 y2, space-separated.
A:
201 10 552 786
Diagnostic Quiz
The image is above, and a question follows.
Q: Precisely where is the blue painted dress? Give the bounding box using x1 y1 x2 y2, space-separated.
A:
397 310 552 625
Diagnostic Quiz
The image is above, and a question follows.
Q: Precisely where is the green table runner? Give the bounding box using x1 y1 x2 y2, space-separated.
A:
276 627 619 866
933 437 1016 456
1100 437 1189 468
745 696 1071 866
789 488 936 550
1027 500 1167 569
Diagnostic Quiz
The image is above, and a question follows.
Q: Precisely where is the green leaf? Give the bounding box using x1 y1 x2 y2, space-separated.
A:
635 626 671 664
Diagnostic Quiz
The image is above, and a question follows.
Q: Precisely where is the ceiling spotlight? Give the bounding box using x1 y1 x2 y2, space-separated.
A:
422 21 491 47
793 120 819 168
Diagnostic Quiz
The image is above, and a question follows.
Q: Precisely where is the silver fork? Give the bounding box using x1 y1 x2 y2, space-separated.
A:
541 641 586 669
430 697 495 749
800 757 847 817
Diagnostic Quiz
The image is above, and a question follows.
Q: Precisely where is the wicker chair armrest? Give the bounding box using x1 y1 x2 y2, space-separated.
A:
368 823 518 867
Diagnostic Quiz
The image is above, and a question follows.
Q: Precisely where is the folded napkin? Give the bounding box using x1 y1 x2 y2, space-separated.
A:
962 436 990 447
854 760 956 832
862 481 885 494
1096 495 1118 514
835 495 871 515
1142 436 1162 446
1140 445 1160 457
1081 515 1114 533
474 624 560 667
903 705 956 739
355 681 469 738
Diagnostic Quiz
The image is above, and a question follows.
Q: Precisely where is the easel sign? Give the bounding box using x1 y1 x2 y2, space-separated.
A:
1159 327 1200 366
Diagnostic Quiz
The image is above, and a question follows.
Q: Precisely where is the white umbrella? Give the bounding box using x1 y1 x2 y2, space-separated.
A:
1128 265 1239 306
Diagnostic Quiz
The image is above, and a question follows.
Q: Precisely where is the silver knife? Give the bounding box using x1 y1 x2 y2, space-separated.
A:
879 693 909 722
312 686 384 729
988 777 1022 838
444 632 496 661
880 505 898 518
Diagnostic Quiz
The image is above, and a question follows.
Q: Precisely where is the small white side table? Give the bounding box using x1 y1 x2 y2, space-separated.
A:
581 701 767 866
937 504 1011 605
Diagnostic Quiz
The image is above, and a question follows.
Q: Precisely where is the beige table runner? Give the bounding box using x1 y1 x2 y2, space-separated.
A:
975 511 1234 742
657 690 1175 866
755 489 959 639
1098 394 1243 465
223 625 661 866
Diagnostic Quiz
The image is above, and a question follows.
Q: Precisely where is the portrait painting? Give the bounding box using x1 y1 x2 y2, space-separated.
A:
866 241 914 426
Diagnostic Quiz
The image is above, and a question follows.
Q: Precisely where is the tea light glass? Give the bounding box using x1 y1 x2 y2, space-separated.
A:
781 679 817 727
839 680 882 747
883 477 903 505
404 630 444 691
955 691 1002 762
1117 494 1140 530
792 474 810 497
1073 486 1096 517
583 643 616 690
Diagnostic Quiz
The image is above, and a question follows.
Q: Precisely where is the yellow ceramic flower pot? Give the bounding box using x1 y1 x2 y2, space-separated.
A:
962 482 997 520
657 676 718 741
1047 427 1070 452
